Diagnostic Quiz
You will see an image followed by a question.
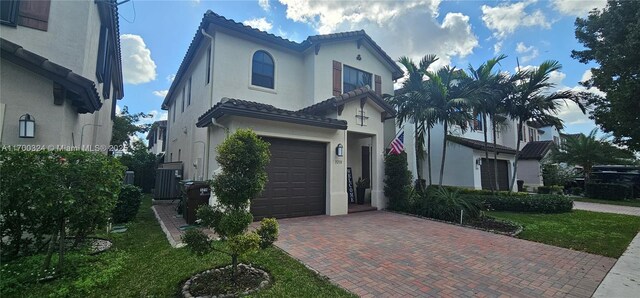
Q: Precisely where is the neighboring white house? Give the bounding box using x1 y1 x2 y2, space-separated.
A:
147 120 166 156
0 0 123 150
161 11 402 219
403 113 563 191
516 122 561 188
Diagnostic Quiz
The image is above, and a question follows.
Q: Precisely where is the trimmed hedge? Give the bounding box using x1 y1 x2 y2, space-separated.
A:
586 183 633 200
537 185 563 195
384 152 412 211
482 194 573 213
430 185 573 213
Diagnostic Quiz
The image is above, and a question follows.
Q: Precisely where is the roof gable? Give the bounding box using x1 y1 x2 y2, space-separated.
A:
161 10 402 109
299 86 396 119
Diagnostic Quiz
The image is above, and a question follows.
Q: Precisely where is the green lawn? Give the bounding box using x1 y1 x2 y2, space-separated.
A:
1 197 353 298
571 196 640 208
489 210 640 258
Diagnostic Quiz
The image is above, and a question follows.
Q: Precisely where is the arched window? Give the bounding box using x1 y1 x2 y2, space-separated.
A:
251 50 274 89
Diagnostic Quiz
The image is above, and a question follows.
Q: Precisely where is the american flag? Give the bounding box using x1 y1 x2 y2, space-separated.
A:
389 131 405 155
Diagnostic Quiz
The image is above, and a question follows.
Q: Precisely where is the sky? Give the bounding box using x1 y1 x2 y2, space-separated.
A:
116 0 607 138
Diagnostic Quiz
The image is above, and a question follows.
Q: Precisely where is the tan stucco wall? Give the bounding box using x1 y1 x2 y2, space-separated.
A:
0 1 116 150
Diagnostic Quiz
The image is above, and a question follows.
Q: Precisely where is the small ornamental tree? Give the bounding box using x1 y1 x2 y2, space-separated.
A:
186 129 278 282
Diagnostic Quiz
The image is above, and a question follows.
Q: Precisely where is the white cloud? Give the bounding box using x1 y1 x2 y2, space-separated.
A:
166 74 176 83
115 104 122 115
153 90 168 98
120 34 157 84
481 1 551 40
515 42 539 63
278 0 478 70
258 0 270 12
552 0 606 16
140 110 168 125
243 17 273 32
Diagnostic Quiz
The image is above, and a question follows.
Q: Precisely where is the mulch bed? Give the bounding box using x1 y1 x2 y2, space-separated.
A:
387 210 522 236
467 217 521 235
182 264 270 298
65 237 113 255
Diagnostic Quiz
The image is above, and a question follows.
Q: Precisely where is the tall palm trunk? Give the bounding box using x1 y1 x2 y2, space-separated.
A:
492 117 499 191
427 127 432 185
482 112 492 191
414 121 422 186
509 121 523 191
439 120 448 186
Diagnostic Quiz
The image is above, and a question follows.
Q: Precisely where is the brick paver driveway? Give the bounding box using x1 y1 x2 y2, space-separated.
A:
275 211 616 297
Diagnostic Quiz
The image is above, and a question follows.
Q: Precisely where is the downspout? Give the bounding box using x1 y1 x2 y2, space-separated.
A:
201 28 215 180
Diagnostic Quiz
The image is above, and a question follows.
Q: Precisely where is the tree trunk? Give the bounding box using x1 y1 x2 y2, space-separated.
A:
439 120 448 186
57 217 65 274
43 229 58 271
427 127 432 186
482 113 492 191
231 254 238 284
414 121 422 185
492 117 499 191
509 121 523 192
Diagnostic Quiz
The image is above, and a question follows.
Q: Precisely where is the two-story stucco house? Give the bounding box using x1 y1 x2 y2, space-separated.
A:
147 120 167 156
0 0 123 150
403 113 562 191
161 11 402 219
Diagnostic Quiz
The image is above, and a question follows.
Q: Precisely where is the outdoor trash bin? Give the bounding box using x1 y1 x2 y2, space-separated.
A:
183 181 211 225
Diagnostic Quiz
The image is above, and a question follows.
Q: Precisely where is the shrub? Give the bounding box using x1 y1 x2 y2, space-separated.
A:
541 163 576 187
483 194 573 213
568 187 584 196
182 229 211 255
0 149 124 268
256 218 279 249
415 186 482 223
112 185 143 224
537 185 563 195
383 152 412 211
586 183 633 200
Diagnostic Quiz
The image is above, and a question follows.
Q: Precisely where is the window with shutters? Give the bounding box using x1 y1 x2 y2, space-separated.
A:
96 25 110 83
251 50 274 89
18 0 51 31
343 65 372 93
0 0 19 26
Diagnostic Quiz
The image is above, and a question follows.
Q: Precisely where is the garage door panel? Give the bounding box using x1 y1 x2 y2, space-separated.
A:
251 137 327 220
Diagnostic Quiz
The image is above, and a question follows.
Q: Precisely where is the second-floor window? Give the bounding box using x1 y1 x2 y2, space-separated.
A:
472 113 483 131
251 50 274 89
528 127 535 142
181 86 185 113
1 0 19 26
343 65 372 93
187 77 192 106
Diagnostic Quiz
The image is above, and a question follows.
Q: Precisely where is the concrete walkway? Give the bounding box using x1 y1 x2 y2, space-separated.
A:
573 201 640 216
593 232 640 298
151 202 216 247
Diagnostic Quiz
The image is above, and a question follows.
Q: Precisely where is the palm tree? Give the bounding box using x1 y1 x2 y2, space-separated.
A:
468 55 508 191
386 55 438 187
424 66 476 185
505 60 585 191
551 129 636 183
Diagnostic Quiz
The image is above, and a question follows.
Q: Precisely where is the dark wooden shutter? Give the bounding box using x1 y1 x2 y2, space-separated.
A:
96 26 109 82
374 75 382 96
18 0 51 31
332 60 342 96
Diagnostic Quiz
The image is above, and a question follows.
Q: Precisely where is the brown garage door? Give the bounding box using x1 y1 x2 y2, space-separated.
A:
481 159 510 191
251 137 326 220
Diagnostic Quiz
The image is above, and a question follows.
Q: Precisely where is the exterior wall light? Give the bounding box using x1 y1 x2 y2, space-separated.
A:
19 114 35 138
336 143 343 157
